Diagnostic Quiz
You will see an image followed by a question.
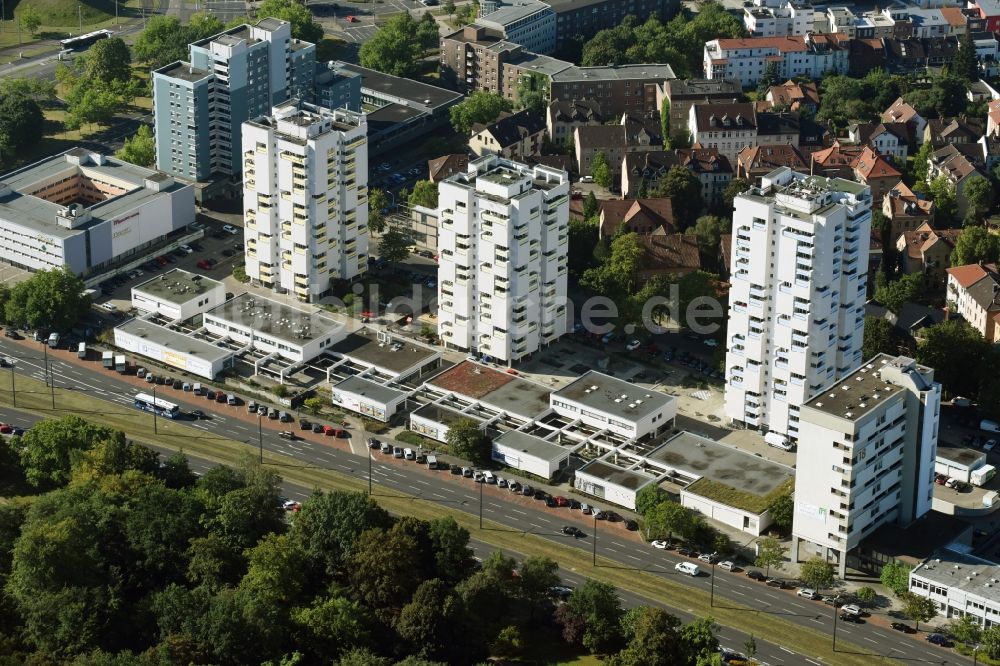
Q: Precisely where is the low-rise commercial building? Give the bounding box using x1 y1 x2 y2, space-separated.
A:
331 375 410 422
935 446 987 484
114 317 235 379
493 429 571 478
131 269 226 321
910 549 1000 626
0 148 195 275
550 370 676 440
329 329 441 383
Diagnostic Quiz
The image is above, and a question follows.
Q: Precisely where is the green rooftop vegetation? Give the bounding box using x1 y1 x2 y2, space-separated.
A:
685 476 794 515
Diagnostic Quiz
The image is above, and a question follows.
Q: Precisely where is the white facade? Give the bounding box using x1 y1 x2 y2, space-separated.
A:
242 102 369 303
131 270 226 321
681 490 774 536
436 155 570 363
492 430 570 479
331 376 409 422
114 318 232 379
793 355 941 577
550 371 677 440
725 168 871 439
910 550 1000 627
744 3 812 37
945 265 1000 342
703 35 849 88
478 3 557 54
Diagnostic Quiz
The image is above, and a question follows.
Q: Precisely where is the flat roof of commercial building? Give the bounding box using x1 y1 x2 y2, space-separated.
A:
552 64 675 82
936 445 985 468
206 293 344 346
133 269 222 305
577 459 656 491
479 2 551 26
913 548 1000 604
117 317 233 362
0 148 185 239
331 61 463 111
333 375 409 405
552 370 674 421
804 354 934 421
428 361 551 419
651 431 794 512
412 402 481 427
508 52 573 77
330 329 438 376
366 103 426 132
495 430 571 463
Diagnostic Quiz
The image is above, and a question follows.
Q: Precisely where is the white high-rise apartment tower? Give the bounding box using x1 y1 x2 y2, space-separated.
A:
242 101 368 302
724 167 871 440
793 354 940 577
437 155 570 363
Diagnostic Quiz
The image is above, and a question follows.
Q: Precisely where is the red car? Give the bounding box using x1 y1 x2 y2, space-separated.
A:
554 496 570 507
197 259 214 270
323 425 336 436
0 424 12 434
345 15 357 22
214 392 226 403
156 256 168 266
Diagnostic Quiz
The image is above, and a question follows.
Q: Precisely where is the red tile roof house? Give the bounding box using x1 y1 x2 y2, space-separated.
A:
946 262 1000 341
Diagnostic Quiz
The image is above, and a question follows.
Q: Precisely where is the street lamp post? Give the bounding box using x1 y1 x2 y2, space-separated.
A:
42 344 48 387
832 600 838 651
479 477 484 529
8 361 14 407
368 449 373 495
710 561 716 607
592 512 598 566
152 385 157 434
258 414 263 464
974 643 981 666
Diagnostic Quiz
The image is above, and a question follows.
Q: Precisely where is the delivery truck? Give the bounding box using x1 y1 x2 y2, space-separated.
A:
972 464 996 487
102 351 114 369
115 355 126 373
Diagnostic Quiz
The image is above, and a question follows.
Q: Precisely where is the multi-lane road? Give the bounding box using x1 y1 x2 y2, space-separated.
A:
0 335 973 665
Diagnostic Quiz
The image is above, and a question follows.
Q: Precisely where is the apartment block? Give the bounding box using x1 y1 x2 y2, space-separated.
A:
242 102 368 302
437 155 570 363
152 19 315 187
793 354 941 577
478 1 557 54
703 34 849 88
744 1 813 37
724 168 872 439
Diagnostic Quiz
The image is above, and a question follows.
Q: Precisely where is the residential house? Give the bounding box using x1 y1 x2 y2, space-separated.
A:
882 36 960 74
703 34 850 88
546 99 603 148
638 232 703 281
967 79 1000 103
677 147 733 209
744 1 813 37
548 64 676 117
883 97 927 143
865 300 946 344
620 151 680 198
926 143 988 218
575 116 664 178
988 98 1000 137
688 102 758 163
849 38 888 77
896 222 962 284
810 141 866 179
946 262 1000 341
597 198 676 239
847 122 910 162
764 80 820 112
978 133 1000 169
469 109 547 160
428 154 469 183
883 181 935 241
737 144 808 182
923 116 986 147
971 0 1000 32
663 79 743 134
853 145 903 204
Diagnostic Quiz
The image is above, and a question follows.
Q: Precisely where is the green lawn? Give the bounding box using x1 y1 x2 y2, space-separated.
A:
0 372 888 666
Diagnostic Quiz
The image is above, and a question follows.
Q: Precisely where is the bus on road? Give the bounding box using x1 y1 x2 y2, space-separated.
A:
133 393 180 419
60 29 114 50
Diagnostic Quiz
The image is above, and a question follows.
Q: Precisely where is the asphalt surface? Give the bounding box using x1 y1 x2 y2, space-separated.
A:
0 336 974 666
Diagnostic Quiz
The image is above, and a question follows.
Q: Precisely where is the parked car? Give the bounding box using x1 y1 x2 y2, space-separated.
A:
393 447 404 458
797 588 818 599
554 496 570 507
624 519 638 531
926 633 952 647
890 622 916 634
299 419 312 430
561 526 583 538
222 224 240 235
313 423 325 434
840 604 862 617
766 579 789 588
625 339 641 351
367 438 381 449
839 612 863 624
698 552 719 564
718 560 735 571
651 540 670 550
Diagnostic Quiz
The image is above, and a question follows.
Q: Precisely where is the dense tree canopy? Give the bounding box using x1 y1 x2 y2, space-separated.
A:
5 266 91 333
359 13 437 77
133 14 225 68
257 0 324 43
952 225 1000 266
115 124 155 167
873 272 926 314
450 91 512 134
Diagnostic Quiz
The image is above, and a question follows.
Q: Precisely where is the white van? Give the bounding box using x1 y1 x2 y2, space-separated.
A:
981 419 1000 433
765 431 794 451
483 471 496 484
426 455 438 470
675 562 700 577
77 342 86 359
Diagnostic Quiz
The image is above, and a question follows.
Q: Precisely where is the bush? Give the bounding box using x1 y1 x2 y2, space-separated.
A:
855 586 877 605
362 418 389 434
273 385 288 398
233 264 249 283
397 430 436 448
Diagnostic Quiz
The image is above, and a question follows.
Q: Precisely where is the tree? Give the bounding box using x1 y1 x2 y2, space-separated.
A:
928 176 958 226
583 191 599 219
368 188 390 234
292 593 371 659
565 580 623 653
635 484 670 517
691 215 726 257
290 489 392 576
952 225 1000 266
17 6 41 36
654 166 702 229
395 579 466 661
643 499 694 542
0 93 44 159
348 527 422 615
84 38 132 85
754 536 787 578
257 0 323 42
116 124 155 167
12 416 121 489
517 556 560 618
359 13 429 78
743 635 758 662
767 494 793 533
660 97 671 149
450 91 513 133
445 418 491 465
568 217 599 277
580 232 644 304
855 586 877 606
964 174 995 222
134 15 218 68
900 591 936 631
863 316 905 360
950 613 983 646
427 516 472 582
879 560 913 597
409 180 439 209
954 31 979 82
722 177 750 212
591 151 613 188
986 626 1000 660
800 557 836 591
610 606 684 665
515 72 547 113
5 266 90 333
378 224 413 264
756 61 781 96
444 0 456 16
874 272 926 313
917 320 993 398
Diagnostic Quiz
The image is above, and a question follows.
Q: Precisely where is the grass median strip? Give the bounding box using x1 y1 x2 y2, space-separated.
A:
0 375 888 666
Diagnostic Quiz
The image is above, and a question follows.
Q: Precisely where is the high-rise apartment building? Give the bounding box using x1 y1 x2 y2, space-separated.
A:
242 101 368 302
724 167 871 440
793 354 940 576
152 19 315 186
437 155 569 363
